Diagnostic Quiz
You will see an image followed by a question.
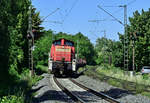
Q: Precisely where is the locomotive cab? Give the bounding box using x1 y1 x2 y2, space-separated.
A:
48 38 76 76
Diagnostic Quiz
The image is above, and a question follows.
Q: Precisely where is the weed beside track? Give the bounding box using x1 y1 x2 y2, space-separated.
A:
79 65 150 98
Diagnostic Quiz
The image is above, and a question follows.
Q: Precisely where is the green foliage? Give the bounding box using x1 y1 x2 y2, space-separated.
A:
74 32 96 64
0 95 23 103
36 65 48 73
128 9 150 70
8 65 20 80
95 37 112 64
95 37 123 67
0 69 43 103
31 75 44 86
8 26 24 73
20 69 43 87
33 30 53 66
94 9 150 71
0 1 43 102
142 74 149 80
94 9 150 70
0 0 30 76
0 0 43 76
32 7 44 40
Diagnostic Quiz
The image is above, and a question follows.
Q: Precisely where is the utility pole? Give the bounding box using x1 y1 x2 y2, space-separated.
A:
101 30 106 38
132 39 135 71
131 32 137 72
77 39 79 60
27 2 34 77
102 30 106 64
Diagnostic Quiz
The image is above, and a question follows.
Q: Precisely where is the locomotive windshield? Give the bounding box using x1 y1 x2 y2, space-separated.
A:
53 40 61 45
65 41 74 46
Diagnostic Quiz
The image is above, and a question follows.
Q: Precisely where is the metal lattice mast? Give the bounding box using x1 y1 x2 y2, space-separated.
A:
27 3 34 76
123 5 128 72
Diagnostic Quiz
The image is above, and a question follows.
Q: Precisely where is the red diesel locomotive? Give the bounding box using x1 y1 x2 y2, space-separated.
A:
48 38 77 76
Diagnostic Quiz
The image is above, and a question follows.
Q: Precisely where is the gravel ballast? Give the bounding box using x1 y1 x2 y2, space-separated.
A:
31 73 150 103
32 73 74 103
74 75 150 103
57 78 109 103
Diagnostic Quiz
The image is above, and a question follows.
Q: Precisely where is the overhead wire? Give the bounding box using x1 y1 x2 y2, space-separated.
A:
93 14 100 38
127 0 136 6
56 0 66 32
87 34 96 44
39 0 80 26
42 8 60 22
89 30 99 39
98 0 136 21
88 12 101 40
88 11 109 42
82 0 136 43
62 0 79 23
126 0 137 15
96 0 136 40
34 8 60 26
89 22 99 39
94 1 124 40
57 0 67 21
89 32 98 40
97 5 124 25
52 0 79 34
44 20 62 24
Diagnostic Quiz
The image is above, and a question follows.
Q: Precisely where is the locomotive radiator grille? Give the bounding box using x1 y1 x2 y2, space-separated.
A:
54 46 72 62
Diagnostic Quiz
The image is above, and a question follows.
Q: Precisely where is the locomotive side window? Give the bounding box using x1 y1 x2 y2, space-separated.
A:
65 41 74 46
54 40 61 45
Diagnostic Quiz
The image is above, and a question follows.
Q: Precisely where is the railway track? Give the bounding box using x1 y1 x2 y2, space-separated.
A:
69 78 120 103
53 76 120 103
53 76 85 103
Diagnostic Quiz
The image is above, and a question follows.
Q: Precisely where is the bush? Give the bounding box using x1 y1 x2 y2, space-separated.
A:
36 65 48 73
9 64 20 79
20 68 44 87
37 60 46 66
0 95 23 103
142 74 149 80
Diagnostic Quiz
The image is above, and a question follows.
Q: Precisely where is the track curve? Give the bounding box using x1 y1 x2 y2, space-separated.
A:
69 78 120 103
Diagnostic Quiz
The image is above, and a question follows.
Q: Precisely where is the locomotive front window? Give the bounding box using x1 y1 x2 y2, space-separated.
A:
54 40 61 45
65 41 74 46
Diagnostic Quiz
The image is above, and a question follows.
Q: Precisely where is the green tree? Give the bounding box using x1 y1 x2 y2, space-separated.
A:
128 9 150 70
0 0 30 78
33 30 53 66
95 37 112 65
74 32 96 64
0 0 43 88
95 36 123 67
32 7 44 40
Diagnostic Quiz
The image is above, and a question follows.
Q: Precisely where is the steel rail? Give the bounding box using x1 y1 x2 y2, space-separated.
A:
53 76 85 103
69 78 121 103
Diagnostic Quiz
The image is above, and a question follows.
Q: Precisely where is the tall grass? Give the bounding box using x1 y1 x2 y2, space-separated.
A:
96 64 150 85
0 69 43 103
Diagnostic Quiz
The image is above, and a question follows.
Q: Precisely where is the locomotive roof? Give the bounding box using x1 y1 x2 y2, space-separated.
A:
52 38 74 44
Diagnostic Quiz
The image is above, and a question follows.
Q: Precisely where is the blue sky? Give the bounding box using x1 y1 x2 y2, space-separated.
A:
32 0 150 44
